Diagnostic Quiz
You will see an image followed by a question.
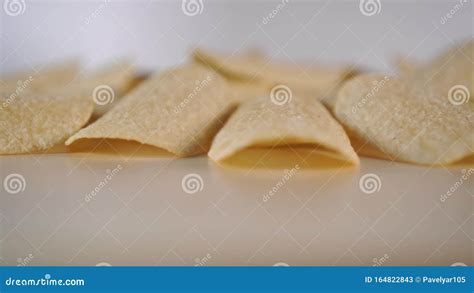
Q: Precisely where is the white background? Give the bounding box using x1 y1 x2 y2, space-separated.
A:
1 0 472 75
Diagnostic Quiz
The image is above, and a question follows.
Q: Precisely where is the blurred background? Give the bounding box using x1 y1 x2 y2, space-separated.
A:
1 0 472 75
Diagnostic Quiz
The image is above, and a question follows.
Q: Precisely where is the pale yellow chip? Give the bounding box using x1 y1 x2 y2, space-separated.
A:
208 96 359 168
193 48 355 103
334 74 474 165
66 64 236 157
0 89 93 155
75 60 139 117
393 55 417 76
84 60 136 92
2 60 140 118
404 40 473 101
1 60 80 93
226 80 270 103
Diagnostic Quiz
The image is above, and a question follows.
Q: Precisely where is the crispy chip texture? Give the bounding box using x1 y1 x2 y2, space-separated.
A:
193 48 354 103
66 64 235 156
0 90 93 155
1 60 80 93
406 40 473 100
2 60 139 117
75 60 138 117
209 95 359 167
334 74 474 165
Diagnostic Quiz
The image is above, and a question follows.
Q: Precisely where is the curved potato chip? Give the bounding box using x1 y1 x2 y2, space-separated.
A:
409 40 473 100
344 127 393 161
208 96 359 168
193 48 355 102
334 74 474 165
0 90 93 155
66 64 235 157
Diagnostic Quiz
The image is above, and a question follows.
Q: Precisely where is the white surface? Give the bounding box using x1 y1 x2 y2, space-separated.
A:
0 0 473 266
0 150 472 266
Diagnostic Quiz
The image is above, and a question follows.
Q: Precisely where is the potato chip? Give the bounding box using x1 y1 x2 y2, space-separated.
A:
66 64 236 157
346 131 394 161
226 80 270 103
2 60 140 118
193 48 355 103
1 60 80 93
393 55 417 76
0 89 93 155
208 95 359 168
77 60 139 117
334 74 474 165
405 40 473 102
